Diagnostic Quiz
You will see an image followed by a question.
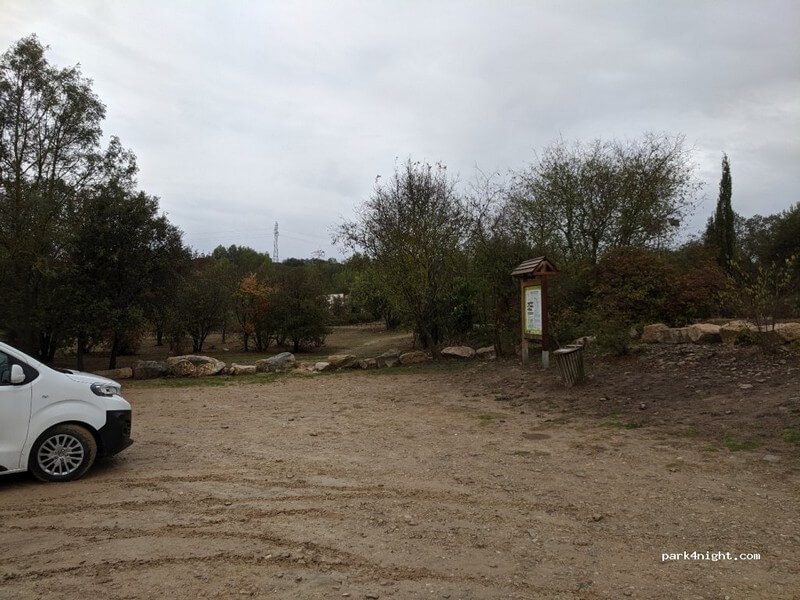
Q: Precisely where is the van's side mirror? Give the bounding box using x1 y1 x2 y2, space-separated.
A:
10 364 25 384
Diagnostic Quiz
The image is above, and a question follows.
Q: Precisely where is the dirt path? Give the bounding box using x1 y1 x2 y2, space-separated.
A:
1 364 798 599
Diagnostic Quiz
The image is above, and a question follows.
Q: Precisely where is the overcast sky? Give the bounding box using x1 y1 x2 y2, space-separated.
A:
2 1 798 259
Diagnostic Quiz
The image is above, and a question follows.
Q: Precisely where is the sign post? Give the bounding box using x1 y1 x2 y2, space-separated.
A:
511 257 557 368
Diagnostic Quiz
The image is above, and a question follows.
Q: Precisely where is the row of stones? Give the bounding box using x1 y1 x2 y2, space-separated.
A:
95 345 497 380
640 321 800 345
308 345 496 372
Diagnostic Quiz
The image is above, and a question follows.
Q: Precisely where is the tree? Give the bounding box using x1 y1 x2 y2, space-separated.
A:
176 258 235 353
346 258 399 328
730 256 798 350
705 154 736 271
143 234 192 349
212 244 271 275
210 245 272 342
769 203 800 268
281 256 346 295
0 35 105 357
68 139 188 368
273 265 329 353
464 170 533 354
233 274 274 351
737 203 800 314
338 160 469 349
511 134 698 265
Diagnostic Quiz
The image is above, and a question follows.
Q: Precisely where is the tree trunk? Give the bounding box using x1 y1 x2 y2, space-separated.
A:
155 326 164 347
37 331 49 362
76 334 86 370
109 333 120 369
40 330 58 364
293 339 300 353
195 330 207 353
19 327 38 359
421 328 436 352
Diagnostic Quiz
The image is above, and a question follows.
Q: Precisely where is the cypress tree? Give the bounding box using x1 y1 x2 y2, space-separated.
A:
707 154 735 270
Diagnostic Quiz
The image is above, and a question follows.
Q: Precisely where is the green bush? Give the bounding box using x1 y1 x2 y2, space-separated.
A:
548 246 731 355
591 248 674 325
668 244 732 324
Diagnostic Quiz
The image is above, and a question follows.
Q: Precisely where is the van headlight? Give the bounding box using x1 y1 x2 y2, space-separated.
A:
91 382 121 397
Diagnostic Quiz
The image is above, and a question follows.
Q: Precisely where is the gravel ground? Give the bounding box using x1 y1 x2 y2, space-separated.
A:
1 360 798 599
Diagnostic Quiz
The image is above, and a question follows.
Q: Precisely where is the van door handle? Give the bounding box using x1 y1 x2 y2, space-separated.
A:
41 395 49 399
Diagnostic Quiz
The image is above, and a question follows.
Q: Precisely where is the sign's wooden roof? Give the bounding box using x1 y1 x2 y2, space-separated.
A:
511 256 558 277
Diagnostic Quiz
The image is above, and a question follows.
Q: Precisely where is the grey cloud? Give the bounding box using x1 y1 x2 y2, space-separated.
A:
2 0 798 258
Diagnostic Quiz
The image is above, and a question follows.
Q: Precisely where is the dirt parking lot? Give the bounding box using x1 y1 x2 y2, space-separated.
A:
1 360 799 599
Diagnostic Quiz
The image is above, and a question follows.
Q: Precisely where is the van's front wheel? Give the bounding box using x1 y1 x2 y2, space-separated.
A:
30 425 97 482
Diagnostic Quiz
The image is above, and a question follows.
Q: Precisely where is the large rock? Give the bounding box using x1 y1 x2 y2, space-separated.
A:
94 367 133 380
718 320 790 346
720 320 756 345
358 358 378 369
657 327 693 344
166 358 195 377
776 322 800 344
313 361 332 372
441 346 476 359
166 355 226 377
132 360 168 380
255 352 296 373
687 323 722 343
376 350 401 368
327 354 357 369
641 323 669 344
400 350 430 365
229 363 256 375
475 346 497 360
187 355 226 376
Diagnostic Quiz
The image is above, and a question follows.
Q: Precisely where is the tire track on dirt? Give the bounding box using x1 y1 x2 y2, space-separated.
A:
2 488 587 527
1 540 493 588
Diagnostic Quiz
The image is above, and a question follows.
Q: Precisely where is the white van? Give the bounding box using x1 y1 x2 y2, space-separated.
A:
0 341 132 482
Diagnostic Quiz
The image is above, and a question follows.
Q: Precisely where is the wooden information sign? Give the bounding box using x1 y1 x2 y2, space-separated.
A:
511 257 558 368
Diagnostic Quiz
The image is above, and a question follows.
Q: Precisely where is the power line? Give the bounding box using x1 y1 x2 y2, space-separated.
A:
187 226 330 243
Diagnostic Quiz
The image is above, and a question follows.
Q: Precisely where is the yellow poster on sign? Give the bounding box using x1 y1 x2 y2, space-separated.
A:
523 284 542 336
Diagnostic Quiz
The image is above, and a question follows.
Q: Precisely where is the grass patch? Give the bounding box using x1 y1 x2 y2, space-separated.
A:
124 372 283 389
125 359 479 389
473 412 503 425
359 360 474 376
124 357 479 389
782 428 800 446
722 437 760 452
603 412 642 429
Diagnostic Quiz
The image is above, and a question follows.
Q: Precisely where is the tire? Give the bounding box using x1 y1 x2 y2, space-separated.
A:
29 424 97 483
